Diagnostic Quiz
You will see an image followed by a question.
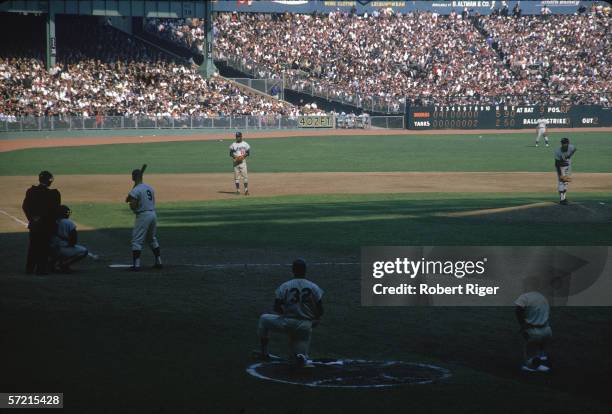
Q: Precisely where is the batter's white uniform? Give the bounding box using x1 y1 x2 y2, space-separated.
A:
129 183 160 251
258 278 324 358
51 218 88 259
554 144 576 192
515 291 552 342
230 141 250 182
536 118 548 144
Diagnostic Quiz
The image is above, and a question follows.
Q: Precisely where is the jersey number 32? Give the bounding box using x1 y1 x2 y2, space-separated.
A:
288 288 312 304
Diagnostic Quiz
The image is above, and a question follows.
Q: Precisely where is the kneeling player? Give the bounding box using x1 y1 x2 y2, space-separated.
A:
515 291 552 372
256 259 324 366
50 205 88 273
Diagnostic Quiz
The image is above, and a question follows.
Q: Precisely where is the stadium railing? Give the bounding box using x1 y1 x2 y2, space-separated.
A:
215 55 406 115
229 78 285 101
0 115 406 132
216 55 611 113
0 116 298 131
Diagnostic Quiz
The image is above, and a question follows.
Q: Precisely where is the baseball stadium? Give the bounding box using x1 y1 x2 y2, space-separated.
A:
0 0 611 413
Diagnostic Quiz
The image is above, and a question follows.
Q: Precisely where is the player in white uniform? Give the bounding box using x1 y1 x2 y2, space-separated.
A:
554 137 577 205
229 132 251 195
125 168 162 271
515 291 552 372
256 259 324 366
50 205 88 273
535 118 549 147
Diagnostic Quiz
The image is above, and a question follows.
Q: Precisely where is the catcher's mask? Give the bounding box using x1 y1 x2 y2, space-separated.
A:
57 205 71 219
38 170 54 185
131 169 142 181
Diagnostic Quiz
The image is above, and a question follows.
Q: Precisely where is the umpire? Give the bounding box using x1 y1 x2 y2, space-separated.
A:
22 171 61 274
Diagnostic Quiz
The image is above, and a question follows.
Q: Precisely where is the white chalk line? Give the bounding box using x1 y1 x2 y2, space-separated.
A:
0 209 28 227
0 209 100 259
109 262 359 269
246 359 452 388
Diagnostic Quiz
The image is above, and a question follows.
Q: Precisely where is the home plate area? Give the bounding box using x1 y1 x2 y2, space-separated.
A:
247 358 451 388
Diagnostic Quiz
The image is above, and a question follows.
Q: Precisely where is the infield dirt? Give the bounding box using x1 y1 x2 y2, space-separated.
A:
1 172 611 206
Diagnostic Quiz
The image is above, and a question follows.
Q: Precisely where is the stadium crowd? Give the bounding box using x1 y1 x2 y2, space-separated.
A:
0 17 308 120
145 18 206 54
213 10 610 108
214 10 520 109
2 7 610 121
0 56 301 119
476 13 610 106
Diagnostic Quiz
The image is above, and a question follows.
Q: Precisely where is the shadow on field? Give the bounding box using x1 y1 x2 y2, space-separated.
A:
154 197 612 247
1 224 612 413
1 195 611 413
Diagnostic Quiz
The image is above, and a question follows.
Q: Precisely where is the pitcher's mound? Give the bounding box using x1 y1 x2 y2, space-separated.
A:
247 359 451 388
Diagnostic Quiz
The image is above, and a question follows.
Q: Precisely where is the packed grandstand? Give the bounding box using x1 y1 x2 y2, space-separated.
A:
0 4 610 122
213 9 610 108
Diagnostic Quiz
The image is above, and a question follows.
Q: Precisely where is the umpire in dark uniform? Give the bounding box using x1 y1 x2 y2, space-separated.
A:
22 171 61 274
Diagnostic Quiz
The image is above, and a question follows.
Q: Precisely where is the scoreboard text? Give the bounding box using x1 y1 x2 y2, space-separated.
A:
407 105 610 130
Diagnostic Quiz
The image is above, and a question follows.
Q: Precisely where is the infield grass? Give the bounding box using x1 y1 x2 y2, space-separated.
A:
66 193 612 247
1 229 610 413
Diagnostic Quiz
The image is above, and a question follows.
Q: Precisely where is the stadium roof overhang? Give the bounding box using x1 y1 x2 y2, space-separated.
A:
0 0 207 18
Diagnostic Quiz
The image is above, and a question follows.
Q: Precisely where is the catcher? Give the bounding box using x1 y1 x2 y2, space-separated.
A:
50 205 89 273
554 137 577 205
229 132 250 195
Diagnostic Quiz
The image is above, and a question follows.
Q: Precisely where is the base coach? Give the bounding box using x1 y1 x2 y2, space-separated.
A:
22 171 61 275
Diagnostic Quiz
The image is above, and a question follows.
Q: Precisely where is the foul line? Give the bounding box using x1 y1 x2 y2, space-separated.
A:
436 202 554 218
0 209 28 227
109 262 359 269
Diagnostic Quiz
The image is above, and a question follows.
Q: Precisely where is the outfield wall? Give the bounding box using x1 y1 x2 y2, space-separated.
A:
0 115 405 132
406 104 612 130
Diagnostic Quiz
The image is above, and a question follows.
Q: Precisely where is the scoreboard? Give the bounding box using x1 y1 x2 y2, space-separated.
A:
407 105 611 130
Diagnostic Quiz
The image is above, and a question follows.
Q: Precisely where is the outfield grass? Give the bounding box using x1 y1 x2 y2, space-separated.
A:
1 132 611 175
